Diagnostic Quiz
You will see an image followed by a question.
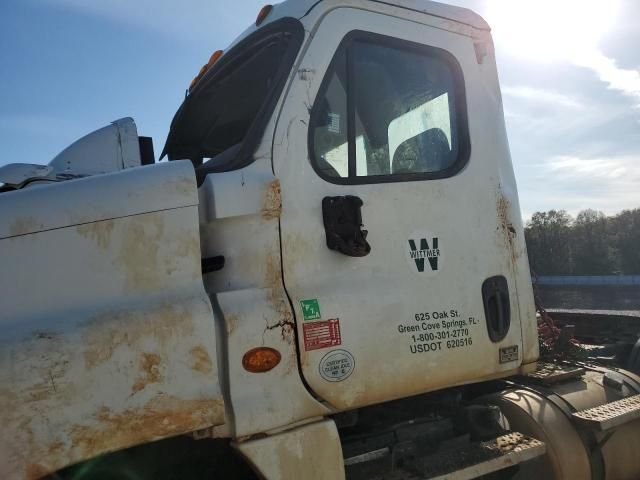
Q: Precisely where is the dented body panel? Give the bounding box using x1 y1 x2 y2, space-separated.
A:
0 162 224 479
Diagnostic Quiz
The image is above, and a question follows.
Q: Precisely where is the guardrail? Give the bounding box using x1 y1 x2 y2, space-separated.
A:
533 276 640 286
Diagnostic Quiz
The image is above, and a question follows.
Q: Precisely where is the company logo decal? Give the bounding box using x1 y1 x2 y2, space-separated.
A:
405 231 443 275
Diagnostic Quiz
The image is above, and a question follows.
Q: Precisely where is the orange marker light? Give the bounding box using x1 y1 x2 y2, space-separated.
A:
256 5 273 26
189 49 223 93
242 347 281 373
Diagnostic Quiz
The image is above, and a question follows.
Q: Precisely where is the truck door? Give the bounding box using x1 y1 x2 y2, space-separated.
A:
274 7 526 409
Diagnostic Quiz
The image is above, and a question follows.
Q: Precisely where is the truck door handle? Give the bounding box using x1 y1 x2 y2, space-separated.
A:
482 276 511 342
495 290 506 334
322 196 371 257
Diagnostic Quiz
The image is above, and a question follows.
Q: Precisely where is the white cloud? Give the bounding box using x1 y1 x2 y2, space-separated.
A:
573 50 640 102
545 155 628 179
502 90 631 147
487 1 640 106
486 0 620 63
500 48 640 108
502 86 584 109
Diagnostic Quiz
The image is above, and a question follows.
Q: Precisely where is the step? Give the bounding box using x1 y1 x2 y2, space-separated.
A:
370 433 545 480
572 394 640 431
416 433 545 480
526 362 585 385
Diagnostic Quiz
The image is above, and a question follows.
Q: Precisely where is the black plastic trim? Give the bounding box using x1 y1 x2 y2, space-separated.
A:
308 30 471 185
138 136 155 165
202 256 225 274
482 275 511 343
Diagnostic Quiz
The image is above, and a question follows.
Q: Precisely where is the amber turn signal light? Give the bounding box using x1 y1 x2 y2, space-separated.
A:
189 50 223 93
242 347 281 373
256 5 273 26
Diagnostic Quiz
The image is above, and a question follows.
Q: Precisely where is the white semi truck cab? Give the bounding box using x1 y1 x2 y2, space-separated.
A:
2 1 640 479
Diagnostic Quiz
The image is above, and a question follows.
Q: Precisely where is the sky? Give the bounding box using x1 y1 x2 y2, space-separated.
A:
1 0 639 219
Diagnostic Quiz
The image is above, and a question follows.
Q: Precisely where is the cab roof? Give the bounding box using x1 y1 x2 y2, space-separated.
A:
302 0 489 30
230 0 489 50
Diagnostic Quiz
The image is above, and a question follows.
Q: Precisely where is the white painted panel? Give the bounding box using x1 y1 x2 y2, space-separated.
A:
49 117 142 174
0 164 224 479
199 159 327 438
0 160 197 239
235 419 345 480
274 7 534 411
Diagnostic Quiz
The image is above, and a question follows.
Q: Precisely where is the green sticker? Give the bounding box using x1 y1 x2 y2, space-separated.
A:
300 299 321 321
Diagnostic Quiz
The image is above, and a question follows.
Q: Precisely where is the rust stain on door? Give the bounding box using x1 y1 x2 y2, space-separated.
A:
496 193 519 267
8 396 225 479
131 353 163 394
261 180 282 219
189 346 214 374
264 252 295 345
68 396 224 460
115 215 166 291
76 219 115 249
82 304 195 369
8 216 41 237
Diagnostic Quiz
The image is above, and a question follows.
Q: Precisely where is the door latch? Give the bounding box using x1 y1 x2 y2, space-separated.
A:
482 276 511 342
322 196 371 257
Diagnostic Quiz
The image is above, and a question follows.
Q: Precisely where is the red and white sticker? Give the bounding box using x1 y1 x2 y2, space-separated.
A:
303 318 342 351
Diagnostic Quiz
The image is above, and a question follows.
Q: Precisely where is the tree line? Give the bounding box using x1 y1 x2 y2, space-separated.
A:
524 208 640 276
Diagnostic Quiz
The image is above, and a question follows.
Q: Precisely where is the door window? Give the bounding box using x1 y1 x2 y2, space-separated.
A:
310 32 469 183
